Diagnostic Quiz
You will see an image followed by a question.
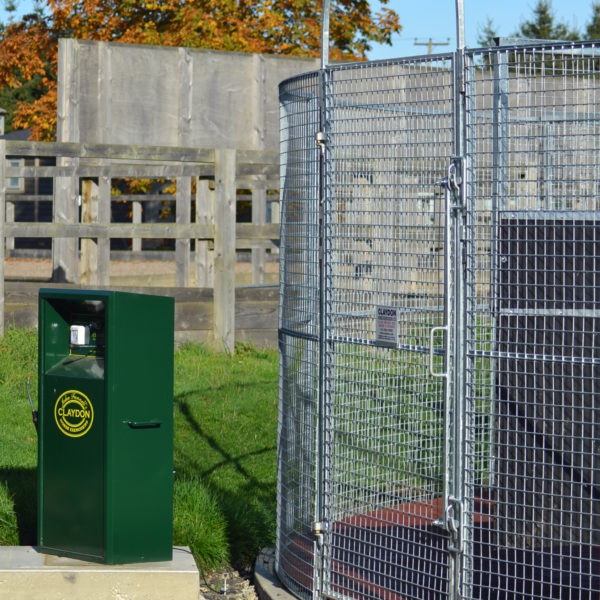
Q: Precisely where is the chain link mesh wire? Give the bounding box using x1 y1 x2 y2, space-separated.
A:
278 71 322 599
464 42 600 599
278 41 600 600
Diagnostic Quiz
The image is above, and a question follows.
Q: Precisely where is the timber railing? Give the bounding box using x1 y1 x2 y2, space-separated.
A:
0 140 280 351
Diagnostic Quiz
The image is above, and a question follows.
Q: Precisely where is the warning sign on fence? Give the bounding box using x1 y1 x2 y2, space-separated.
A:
375 306 398 348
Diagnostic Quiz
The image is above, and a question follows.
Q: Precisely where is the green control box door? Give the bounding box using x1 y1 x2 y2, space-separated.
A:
38 289 174 564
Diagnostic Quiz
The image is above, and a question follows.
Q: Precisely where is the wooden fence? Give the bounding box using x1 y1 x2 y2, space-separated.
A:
0 140 280 351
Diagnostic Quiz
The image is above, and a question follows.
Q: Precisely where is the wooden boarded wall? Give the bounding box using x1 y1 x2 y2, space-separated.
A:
58 38 320 149
5 282 278 348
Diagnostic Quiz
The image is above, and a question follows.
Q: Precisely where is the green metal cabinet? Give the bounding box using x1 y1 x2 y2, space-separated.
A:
37 289 174 564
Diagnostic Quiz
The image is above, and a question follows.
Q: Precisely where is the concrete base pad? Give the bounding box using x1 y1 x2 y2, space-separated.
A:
0 546 201 600
254 547 294 600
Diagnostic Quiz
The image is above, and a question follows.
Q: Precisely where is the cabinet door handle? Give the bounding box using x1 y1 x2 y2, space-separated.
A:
125 420 161 429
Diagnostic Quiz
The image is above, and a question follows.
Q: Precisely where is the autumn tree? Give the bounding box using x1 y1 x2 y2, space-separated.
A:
0 0 401 139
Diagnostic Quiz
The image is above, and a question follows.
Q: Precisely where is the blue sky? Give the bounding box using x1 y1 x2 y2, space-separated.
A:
368 0 598 59
0 1 595 60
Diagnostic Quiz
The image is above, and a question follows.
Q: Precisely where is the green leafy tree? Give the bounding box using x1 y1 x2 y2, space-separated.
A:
478 17 498 48
518 0 579 41
476 17 499 68
585 2 600 39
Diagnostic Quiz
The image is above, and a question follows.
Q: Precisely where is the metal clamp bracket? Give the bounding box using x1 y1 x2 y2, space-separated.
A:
315 131 328 156
447 156 465 209
433 495 462 550
312 520 329 547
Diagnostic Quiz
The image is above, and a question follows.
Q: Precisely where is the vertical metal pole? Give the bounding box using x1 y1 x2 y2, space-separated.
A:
489 44 507 490
321 0 331 69
313 3 332 590
452 3 467 598
461 55 479 600
313 66 329 599
492 48 508 212
454 0 466 159
455 0 465 52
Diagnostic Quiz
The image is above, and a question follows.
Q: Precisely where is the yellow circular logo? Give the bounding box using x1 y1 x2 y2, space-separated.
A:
54 390 94 438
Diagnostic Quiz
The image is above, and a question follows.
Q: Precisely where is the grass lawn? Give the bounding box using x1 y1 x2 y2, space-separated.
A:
0 328 279 571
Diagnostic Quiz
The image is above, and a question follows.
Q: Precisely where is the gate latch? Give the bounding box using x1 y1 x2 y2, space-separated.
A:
447 156 465 209
434 496 462 552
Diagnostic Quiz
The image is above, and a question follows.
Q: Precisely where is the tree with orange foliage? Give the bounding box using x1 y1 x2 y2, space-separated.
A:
0 0 401 140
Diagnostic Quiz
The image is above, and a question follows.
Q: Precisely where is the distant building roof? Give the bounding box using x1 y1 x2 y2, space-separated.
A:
2 128 32 141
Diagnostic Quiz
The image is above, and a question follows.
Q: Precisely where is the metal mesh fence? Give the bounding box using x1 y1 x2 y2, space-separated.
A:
322 56 454 600
278 71 322 599
464 43 600 599
278 41 600 600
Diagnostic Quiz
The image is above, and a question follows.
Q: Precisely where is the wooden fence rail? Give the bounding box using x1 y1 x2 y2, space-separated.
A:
0 140 280 352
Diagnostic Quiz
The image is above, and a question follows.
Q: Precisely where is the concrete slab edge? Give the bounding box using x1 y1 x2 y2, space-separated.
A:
254 547 296 600
0 545 202 600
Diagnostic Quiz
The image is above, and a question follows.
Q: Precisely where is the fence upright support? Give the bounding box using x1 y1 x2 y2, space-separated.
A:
195 178 214 287
55 38 79 284
80 178 98 285
52 161 79 283
132 200 142 252
97 176 110 286
251 178 267 284
0 140 5 337
213 149 236 353
176 176 191 287
5 196 13 253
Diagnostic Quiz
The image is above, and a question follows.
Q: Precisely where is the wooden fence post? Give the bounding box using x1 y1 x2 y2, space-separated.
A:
213 149 236 353
97 176 111 286
0 140 5 337
251 178 267 284
176 176 191 287
5 197 13 253
52 161 79 283
132 199 142 252
80 178 98 285
271 195 280 255
195 178 214 287
55 38 80 283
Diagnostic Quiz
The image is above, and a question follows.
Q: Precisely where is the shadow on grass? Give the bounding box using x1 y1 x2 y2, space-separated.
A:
0 468 37 545
174 393 277 568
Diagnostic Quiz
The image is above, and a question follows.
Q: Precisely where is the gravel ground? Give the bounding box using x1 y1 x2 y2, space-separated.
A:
200 567 258 600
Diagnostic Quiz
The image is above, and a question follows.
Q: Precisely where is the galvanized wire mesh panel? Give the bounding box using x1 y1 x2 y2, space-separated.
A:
464 43 600 599
279 40 600 600
278 71 322 600
321 56 454 600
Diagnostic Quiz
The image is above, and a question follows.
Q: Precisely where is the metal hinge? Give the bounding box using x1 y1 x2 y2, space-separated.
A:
312 520 328 534
315 131 328 155
312 520 329 547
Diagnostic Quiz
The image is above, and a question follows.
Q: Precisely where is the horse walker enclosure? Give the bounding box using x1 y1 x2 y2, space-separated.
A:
277 41 600 599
